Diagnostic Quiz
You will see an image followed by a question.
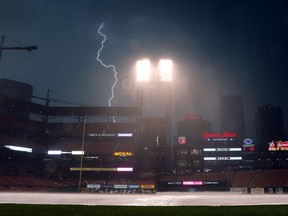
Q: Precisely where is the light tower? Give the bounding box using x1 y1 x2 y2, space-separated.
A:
159 59 173 162
136 58 173 171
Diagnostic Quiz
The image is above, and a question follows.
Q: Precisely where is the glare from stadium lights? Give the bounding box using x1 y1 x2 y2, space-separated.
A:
72 151 85 155
159 59 172 82
136 59 150 82
5 145 32 153
48 150 62 155
117 167 133 172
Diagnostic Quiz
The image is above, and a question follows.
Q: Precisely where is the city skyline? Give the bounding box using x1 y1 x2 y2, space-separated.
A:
1 0 288 140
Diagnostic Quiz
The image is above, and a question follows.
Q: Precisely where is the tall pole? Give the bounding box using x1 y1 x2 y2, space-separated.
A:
137 85 143 118
164 83 172 171
0 36 4 62
78 115 86 189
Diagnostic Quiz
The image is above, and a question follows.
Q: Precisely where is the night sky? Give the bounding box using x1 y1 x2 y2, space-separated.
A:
1 0 288 139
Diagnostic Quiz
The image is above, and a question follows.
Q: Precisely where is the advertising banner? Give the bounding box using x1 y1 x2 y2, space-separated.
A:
268 140 288 151
203 131 237 141
141 185 155 189
87 184 101 189
114 184 128 189
128 184 140 189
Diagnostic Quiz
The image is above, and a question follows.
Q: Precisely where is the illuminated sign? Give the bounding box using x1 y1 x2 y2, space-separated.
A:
87 184 101 189
178 136 187 145
185 115 201 120
114 185 128 189
88 133 134 138
141 185 155 189
102 185 114 188
203 131 237 141
48 150 62 155
167 181 182 185
203 148 241 152
48 150 86 155
243 138 253 145
4 145 32 153
204 182 219 185
114 152 133 157
204 157 242 160
128 185 140 189
88 133 116 137
71 151 84 155
183 181 203 185
117 167 133 172
70 167 117 171
117 133 133 137
243 144 255 151
269 141 288 151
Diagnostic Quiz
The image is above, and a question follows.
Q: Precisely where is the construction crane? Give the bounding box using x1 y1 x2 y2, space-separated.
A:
32 89 87 107
0 35 38 62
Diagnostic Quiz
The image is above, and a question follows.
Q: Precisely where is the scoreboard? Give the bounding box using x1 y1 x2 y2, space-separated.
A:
203 131 243 164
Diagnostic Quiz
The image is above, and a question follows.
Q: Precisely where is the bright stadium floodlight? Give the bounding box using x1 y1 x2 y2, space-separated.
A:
159 59 172 82
136 59 150 82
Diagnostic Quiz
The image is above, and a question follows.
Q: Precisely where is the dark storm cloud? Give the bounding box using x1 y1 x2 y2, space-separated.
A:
1 0 288 138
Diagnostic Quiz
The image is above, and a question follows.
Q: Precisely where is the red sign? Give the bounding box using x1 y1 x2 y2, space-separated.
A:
269 140 288 151
203 131 237 139
185 115 201 121
243 146 255 151
178 136 186 145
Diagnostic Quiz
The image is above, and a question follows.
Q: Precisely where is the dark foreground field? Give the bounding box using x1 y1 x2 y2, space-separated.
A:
0 204 288 216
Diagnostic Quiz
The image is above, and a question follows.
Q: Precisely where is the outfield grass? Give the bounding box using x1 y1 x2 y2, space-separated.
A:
0 204 288 216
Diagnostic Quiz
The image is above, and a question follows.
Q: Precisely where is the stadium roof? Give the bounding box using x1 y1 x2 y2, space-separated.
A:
0 94 140 117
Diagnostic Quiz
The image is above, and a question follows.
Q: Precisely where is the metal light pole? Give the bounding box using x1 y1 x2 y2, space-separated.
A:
136 59 173 172
78 116 86 189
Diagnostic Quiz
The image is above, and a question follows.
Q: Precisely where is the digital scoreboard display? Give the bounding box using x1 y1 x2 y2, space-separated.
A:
204 157 242 160
88 133 133 137
202 131 242 163
203 148 241 152
113 151 133 157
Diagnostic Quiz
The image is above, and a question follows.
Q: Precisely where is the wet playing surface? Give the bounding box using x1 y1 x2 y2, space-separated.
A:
0 192 288 206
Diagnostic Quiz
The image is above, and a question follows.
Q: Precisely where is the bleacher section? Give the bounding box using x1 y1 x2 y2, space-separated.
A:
0 176 78 192
231 170 259 188
158 169 288 190
0 169 288 192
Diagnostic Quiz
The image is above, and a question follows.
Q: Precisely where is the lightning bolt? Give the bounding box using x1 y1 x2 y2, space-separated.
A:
96 23 118 108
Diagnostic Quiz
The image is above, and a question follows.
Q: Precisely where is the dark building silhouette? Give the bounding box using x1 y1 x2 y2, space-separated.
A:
0 78 33 101
0 78 33 119
137 117 167 172
220 95 245 141
141 117 167 147
174 115 211 172
255 105 285 152
177 115 211 147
